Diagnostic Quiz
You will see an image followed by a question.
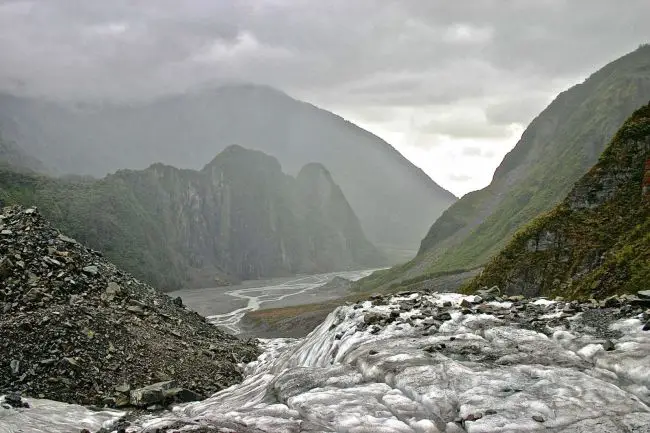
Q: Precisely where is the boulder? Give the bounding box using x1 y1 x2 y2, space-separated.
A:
130 381 177 407
364 312 388 325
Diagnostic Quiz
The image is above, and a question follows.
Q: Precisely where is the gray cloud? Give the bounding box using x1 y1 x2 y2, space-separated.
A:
1 0 649 195
447 173 473 182
2 0 648 104
461 147 497 158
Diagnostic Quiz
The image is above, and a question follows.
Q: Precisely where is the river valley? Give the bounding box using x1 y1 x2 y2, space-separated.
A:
169 269 377 334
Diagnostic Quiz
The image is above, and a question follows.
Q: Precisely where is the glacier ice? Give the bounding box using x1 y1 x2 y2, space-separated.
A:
2 291 649 433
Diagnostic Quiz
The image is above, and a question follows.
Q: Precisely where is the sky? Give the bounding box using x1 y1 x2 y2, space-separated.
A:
1 1 649 197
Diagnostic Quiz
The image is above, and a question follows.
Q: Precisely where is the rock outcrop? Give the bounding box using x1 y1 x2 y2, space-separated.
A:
467 102 650 299
0 146 384 290
0 205 259 405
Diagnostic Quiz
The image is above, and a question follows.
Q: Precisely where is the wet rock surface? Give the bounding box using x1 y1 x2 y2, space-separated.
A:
0 206 259 406
109 290 650 433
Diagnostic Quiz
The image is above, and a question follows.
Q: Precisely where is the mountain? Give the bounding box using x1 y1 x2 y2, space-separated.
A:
0 129 44 173
355 45 650 291
466 102 650 298
0 145 384 290
0 84 457 254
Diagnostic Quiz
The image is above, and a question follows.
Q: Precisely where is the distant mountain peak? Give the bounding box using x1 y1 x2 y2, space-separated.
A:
0 83 456 252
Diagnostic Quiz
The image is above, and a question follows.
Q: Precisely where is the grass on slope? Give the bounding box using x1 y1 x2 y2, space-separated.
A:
464 103 650 299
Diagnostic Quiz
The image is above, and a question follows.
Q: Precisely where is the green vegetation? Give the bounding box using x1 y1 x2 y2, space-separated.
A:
358 45 650 292
0 84 457 252
0 145 385 290
465 103 650 299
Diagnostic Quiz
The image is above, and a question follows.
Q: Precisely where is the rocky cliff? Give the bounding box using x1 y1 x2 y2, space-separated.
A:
355 45 650 292
466 102 650 298
0 84 457 253
0 146 384 290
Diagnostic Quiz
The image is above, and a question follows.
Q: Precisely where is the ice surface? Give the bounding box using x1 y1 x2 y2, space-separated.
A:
0 396 125 433
4 292 649 433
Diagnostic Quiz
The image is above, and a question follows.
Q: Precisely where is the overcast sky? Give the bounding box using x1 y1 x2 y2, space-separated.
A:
1 0 649 196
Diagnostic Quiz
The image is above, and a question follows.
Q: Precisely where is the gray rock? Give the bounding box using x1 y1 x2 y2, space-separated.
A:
363 312 387 325
106 282 121 298
115 383 131 394
163 387 202 403
603 296 621 308
3 392 23 408
638 290 650 300
602 340 615 351
82 265 99 275
532 415 545 422
126 305 145 315
57 234 78 244
9 359 20 375
130 381 177 407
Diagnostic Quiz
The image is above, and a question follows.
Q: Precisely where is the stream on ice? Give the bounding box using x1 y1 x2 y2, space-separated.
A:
2 292 649 433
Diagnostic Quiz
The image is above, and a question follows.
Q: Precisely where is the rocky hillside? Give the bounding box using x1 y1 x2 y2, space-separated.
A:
0 84 457 253
357 45 650 291
0 146 384 290
466 102 650 298
0 205 259 406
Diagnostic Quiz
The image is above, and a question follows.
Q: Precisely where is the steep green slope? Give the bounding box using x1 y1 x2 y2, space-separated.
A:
466 103 650 298
357 45 650 291
0 145 384 290
0 85 457 253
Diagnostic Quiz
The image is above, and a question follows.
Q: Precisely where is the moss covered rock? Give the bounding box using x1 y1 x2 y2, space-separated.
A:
466 103 650 299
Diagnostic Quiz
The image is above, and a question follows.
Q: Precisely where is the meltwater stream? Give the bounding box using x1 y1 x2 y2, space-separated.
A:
3 291 650 433
170 269 377 333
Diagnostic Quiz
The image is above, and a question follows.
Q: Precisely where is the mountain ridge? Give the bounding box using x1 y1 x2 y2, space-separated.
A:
354 45 650 292
466 102 650 298
0 144 385 290
0 84 457 253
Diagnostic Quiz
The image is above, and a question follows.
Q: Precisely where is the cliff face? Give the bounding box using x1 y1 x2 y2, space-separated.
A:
0 84 457 252
467 103 650 299
0 146 384 290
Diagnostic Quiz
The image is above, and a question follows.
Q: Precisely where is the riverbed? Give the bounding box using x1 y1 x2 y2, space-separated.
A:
169 269 377 333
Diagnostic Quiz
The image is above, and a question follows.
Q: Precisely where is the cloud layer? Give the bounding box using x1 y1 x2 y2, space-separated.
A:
1 0 649 195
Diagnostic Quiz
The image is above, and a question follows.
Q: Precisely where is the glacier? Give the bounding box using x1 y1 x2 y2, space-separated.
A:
2 291 649 433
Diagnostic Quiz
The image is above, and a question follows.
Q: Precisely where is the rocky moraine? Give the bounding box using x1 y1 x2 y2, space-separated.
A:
0 206 259 409
2 277 649 432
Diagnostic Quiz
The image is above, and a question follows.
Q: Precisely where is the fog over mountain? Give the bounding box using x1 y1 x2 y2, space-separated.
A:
0 86 457 252
2 2 650 433
1 0 649 195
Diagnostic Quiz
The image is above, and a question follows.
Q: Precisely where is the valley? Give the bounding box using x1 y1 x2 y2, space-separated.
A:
1 12 649 433
169 269 378 334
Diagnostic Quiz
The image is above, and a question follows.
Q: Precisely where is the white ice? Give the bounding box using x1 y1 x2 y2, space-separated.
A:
4 292 650 433
0 396 125 433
